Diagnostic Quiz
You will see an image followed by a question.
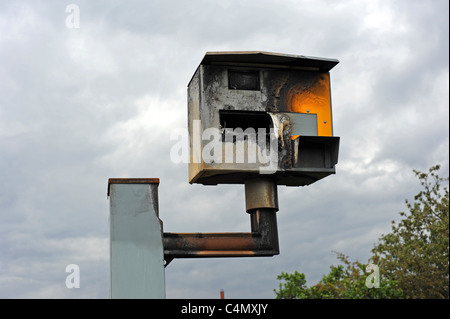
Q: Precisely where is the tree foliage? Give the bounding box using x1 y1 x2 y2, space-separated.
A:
274 252 403 299
274 165 449 299
371 165 449 298
274 271 309 299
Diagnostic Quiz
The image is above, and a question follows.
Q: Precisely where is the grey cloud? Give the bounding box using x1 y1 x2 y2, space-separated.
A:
0 0 448 299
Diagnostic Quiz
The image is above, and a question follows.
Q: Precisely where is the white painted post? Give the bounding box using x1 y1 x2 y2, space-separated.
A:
108 178 165 299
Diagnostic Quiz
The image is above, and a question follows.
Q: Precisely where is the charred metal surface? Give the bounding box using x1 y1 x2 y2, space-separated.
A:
163 178 280 264
264 70 290 112
188 51 340 186
163 208 279 262
198 51 339 72
294 136 340 169
244 178 278 213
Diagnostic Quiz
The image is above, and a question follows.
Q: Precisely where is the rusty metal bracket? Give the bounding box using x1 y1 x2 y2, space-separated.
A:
163 208 279 264
163 178 280 266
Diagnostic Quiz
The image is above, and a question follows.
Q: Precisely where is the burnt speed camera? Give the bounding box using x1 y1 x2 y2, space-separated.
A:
187 51 340 186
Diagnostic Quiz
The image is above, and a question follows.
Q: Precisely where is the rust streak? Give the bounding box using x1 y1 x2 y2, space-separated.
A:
196 250 256 256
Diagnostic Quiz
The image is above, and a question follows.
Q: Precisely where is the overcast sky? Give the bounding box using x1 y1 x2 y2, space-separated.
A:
0 0 448 299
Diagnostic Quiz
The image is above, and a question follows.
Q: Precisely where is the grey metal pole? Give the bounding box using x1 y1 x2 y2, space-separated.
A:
108 178 165 299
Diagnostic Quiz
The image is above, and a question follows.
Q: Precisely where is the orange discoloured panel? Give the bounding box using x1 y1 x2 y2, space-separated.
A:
287 73 333 136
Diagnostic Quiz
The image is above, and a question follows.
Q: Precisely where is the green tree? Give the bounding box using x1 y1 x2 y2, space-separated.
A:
274 271 309 299
274 165 449 299
274 252 403 299
371 165 449 298
308 252 404 299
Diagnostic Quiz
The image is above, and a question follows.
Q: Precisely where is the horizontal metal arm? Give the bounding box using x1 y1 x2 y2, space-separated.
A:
163 208 279 265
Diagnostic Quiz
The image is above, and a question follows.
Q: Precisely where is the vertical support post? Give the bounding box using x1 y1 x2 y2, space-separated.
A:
108 178 165 299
